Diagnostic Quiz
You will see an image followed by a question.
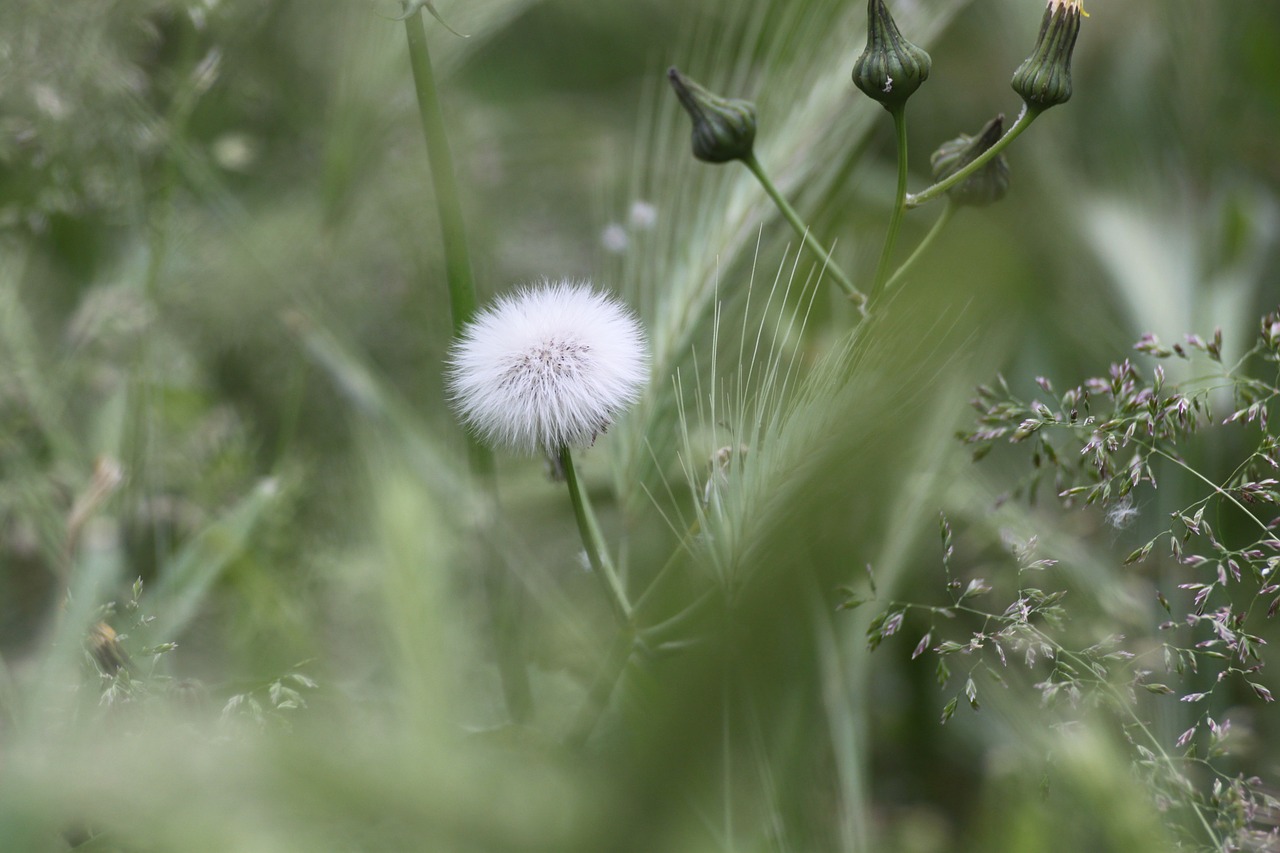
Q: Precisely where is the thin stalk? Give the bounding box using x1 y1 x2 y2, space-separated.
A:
1146 445 1270 536
1105 682 1223 849
403 7 532 723
871 105 910 300
566 626 634 748
882 199 955 293
560 446 633 625
741 153 867 312
907 107 1039 208
639 586 717 647
1022 616 1222 848
123 32 207 581
722 658 733 852
632 517 700 618
403 9 478 338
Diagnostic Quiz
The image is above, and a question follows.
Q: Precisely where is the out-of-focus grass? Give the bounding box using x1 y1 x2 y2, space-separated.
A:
1 0 1278 850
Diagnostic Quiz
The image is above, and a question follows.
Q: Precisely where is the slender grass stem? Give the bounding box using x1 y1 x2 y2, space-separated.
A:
871 105 910 300
633 517 700 618
124 34 206 580
639 587 717 647
1105 683 1223 850
882 200 955 293
907 107 1039 208
741 153 867 312
1146 445 1271 536
403 7 532 723
906 598 1224 848
560 446 633 625
403 9 478 339
566 625 633 748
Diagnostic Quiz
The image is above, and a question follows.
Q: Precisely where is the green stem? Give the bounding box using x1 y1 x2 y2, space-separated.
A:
741 153 867 312
632 518 700 618
560 446 633 625
123 31 206 576
566 626 634 748
1021 620 1223 848
882 200 955 293
403 10 478 337
639 587 717 647
1147 445 1270 536
907 106 1040 209
403 8 532 723
1108 685 1222 849
871 105 910 300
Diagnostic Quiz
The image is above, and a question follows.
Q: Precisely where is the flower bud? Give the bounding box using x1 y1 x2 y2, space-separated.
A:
851 0 931 110
1011 0 1084 111
667 67 757 164
930 115 1011 207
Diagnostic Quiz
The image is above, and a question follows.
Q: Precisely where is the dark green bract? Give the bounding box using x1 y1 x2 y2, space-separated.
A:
667 67 758 164
1012 0 1083 110
930 115 1011 207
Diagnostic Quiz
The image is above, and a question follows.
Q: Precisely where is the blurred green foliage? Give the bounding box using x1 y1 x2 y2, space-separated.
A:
1 0 1278 850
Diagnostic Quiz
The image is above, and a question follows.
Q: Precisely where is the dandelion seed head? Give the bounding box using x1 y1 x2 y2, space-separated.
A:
447 280 649 455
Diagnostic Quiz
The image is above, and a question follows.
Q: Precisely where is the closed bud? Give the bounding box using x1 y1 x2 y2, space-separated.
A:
667 67 757 164
930 115 1011 207
852 0 931 109
1011 0 1084 111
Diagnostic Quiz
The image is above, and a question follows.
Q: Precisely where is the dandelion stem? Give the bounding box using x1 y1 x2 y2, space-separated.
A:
882 199 955 293
871 105 910 300
560 446 633 625
741 153 867 312
402 7 532 724
906 107 1039 208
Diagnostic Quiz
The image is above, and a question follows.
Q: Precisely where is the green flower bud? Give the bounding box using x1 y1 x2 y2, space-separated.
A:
851 0 932 110
667 67 757 164
930 115 1011 207
1011 0 1084 111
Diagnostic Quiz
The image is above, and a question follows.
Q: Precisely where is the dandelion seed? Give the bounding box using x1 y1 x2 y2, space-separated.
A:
31 83 69 120
1106 496 1140 530
601 223 628 253
447 280 649 455
628 200 657 230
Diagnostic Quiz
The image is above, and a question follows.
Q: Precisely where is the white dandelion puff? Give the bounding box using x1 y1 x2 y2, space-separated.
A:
447 280 649 455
